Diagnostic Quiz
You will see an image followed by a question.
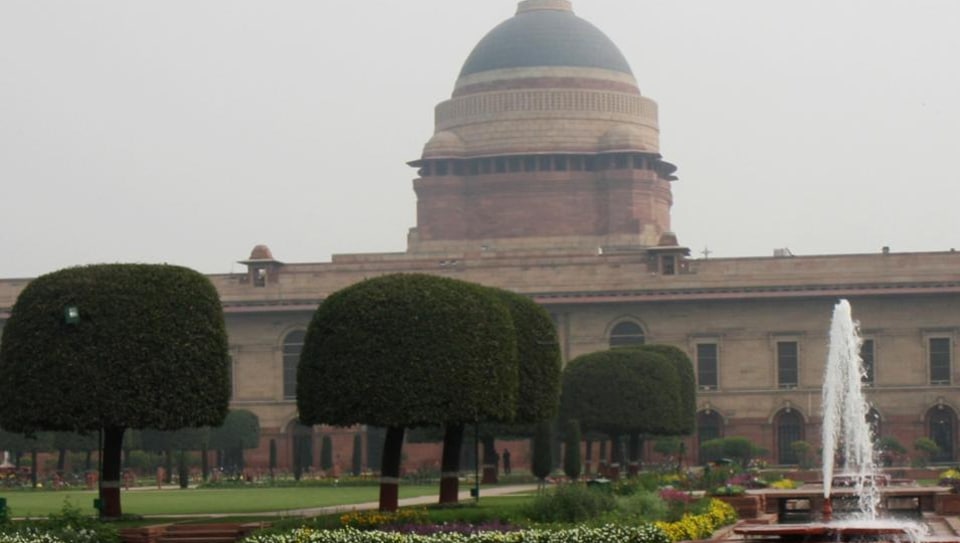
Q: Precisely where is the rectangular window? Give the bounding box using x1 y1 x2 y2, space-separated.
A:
539 156 552 171
554 155 568 171
930 337 951 385
860 339 875 385
661 256 676 275
524 156 537 172
508 157 522 172
697 343 718 389
777 341 798 388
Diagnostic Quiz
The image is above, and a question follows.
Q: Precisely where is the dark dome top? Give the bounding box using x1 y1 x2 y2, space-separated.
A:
459 7 633 78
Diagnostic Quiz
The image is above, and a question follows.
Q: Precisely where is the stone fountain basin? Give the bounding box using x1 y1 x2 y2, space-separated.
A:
736 524 916 538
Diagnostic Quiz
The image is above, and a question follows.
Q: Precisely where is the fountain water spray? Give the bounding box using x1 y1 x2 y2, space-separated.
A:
821 299 880 519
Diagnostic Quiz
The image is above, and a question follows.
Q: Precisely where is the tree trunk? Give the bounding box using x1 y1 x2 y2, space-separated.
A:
439 423 464 504
100 426 125 519
85 450 93 471
379 426 405 512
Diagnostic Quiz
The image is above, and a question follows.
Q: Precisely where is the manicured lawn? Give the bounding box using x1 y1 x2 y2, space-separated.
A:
0 485 440 517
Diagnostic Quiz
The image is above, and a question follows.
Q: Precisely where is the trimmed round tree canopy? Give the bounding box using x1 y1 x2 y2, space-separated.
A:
492 289 562 423
0 264 230 434
297 273 519 428
560 348 688 437
635 344 696 435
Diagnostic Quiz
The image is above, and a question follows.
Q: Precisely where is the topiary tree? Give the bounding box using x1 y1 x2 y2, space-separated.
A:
563 419 582 480
532 420 553 489
141 426 208 487
51 431 98 475
297 274 519 511
0 429 51 487
471 290 562 485
560 348 692 476
320 435 334 473
877 436 906 466
914 437 940 468
209 409 260 475
351 433 363 476
269 439 278 480
0 264 230 517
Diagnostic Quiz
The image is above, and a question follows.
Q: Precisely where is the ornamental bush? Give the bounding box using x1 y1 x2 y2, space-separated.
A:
523 483 617 523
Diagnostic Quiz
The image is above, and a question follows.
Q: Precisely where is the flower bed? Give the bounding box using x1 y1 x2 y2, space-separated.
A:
243 500 737 543
243 525 671 543
655 499 737 541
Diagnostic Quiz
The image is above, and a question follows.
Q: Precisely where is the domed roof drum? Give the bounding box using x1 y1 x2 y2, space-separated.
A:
423 0 663 159
459 0 633 78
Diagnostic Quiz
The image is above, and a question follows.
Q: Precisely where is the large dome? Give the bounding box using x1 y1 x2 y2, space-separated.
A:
459 0 633 78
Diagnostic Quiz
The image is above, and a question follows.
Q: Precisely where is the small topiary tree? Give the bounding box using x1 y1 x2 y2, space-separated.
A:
560 348 692 476
791 440 814 469
914 437 940 467
563 419 582 480
0 264 229 517
269 439 277 480
320 435 334 473
351 433 363 476
532 420 553 489
209 409 261 475
877 436 906 466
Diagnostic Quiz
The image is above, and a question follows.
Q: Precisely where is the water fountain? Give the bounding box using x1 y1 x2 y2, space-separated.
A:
734 300 945 542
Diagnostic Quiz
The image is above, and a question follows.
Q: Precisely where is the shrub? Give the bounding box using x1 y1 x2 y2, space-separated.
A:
0 499 119 543
617 490 668 522
523 483 617 523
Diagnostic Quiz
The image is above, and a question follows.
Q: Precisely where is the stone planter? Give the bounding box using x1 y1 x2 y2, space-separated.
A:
936 493 960 515
716 494 763 519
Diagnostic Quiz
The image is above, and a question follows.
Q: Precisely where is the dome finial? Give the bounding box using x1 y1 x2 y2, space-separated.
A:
517 0 573 14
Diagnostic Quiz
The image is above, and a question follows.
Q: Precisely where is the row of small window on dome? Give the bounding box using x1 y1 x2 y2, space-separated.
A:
418 153 668 178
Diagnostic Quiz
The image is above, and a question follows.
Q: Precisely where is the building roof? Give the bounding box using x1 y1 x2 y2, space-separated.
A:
458 0 633 78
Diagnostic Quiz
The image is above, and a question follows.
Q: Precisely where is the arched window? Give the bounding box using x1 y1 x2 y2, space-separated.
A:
283 331 306 400
928 406 957 463
609 321 645 348
697 410 723 464
775 409 804 465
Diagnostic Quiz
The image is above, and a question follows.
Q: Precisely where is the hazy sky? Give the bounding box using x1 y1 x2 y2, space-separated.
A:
2 1 959 278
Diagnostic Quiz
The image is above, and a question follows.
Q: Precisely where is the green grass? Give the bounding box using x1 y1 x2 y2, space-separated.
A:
0 485 440 517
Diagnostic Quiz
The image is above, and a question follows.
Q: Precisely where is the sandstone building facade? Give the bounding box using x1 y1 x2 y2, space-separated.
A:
2 0 958 472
